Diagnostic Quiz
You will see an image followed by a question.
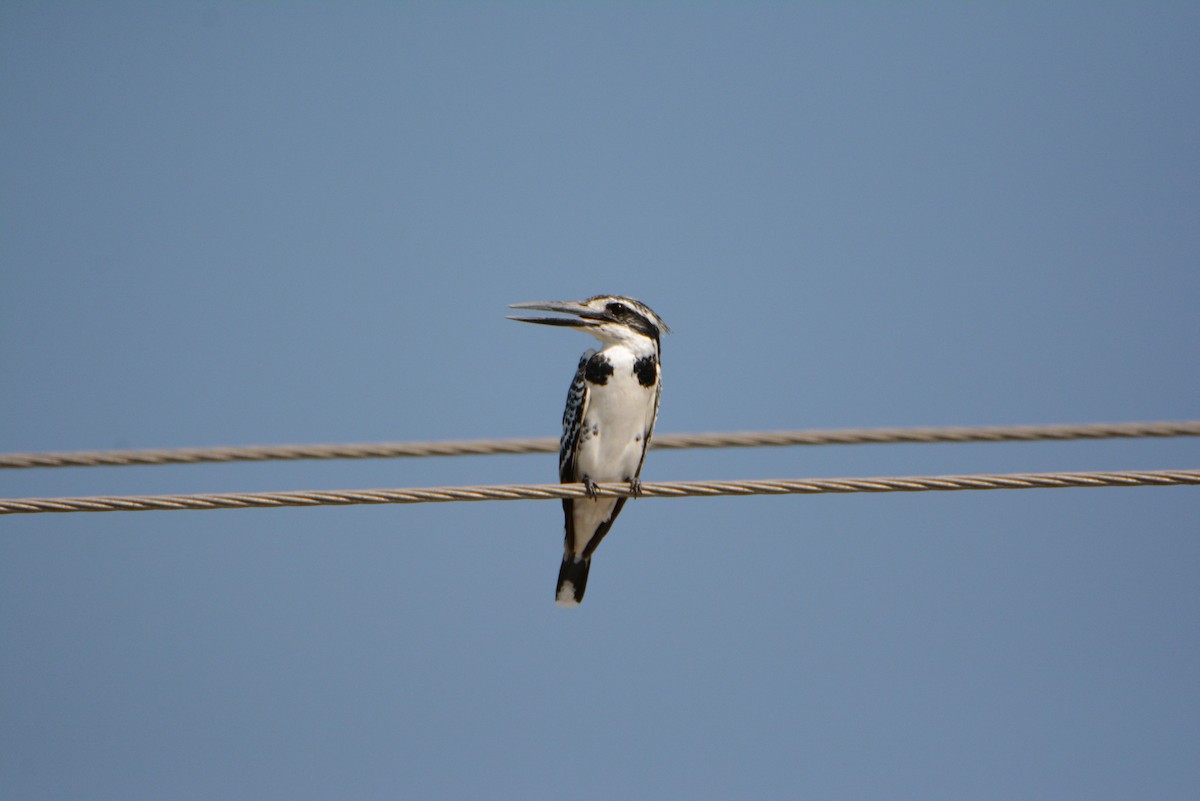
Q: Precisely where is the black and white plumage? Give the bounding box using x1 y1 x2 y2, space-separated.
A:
509 295 669 607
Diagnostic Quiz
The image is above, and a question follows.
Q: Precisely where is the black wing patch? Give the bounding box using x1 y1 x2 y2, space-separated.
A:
559 350 593 484
633 360 662 479
559 350 594 556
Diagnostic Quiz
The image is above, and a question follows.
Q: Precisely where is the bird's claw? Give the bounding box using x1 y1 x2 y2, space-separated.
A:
627 477 643 498
583 476 599 499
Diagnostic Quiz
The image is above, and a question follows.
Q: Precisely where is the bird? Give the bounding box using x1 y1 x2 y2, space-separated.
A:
509 295 669 607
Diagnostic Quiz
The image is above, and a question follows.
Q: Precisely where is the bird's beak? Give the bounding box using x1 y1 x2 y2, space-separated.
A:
508 300 604 328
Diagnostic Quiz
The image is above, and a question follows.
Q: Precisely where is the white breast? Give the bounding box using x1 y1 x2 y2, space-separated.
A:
576 345 657 484
565 342 660 558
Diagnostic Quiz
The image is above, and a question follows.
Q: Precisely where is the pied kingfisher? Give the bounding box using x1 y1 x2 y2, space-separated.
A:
509 295 669 607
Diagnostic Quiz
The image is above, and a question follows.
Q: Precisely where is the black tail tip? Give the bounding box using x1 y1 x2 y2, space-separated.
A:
556 556 590 607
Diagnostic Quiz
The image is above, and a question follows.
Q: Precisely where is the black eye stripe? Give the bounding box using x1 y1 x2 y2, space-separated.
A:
596 298 664 342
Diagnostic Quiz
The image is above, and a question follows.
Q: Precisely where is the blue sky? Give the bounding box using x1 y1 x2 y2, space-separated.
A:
2 4 1198 799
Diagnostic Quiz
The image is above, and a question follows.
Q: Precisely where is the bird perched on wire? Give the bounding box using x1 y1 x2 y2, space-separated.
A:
509 295 670 607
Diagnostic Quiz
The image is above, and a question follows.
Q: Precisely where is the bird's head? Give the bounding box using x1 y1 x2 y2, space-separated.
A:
509 295 669 347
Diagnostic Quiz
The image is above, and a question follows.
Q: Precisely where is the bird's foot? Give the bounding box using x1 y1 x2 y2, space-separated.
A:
583 476 599 499
626 477 643 498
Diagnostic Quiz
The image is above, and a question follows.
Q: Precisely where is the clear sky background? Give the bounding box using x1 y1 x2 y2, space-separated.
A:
2 4 1198 799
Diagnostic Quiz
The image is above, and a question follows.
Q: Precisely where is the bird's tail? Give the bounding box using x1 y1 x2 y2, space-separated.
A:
556 555 591 607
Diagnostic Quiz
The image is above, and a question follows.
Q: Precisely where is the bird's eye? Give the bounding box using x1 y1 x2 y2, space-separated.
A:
607 302 628 316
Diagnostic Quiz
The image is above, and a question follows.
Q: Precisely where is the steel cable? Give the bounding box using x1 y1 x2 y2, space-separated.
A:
2 468 1196 515
3 421 1198 469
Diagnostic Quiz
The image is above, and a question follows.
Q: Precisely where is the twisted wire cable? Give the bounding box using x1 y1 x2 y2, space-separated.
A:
2 468 1196 515
3 420 1198 469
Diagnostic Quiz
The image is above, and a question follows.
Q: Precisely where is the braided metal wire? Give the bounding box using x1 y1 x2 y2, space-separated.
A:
0 437 560 469
3 421 1198 469
2 468 1196 515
